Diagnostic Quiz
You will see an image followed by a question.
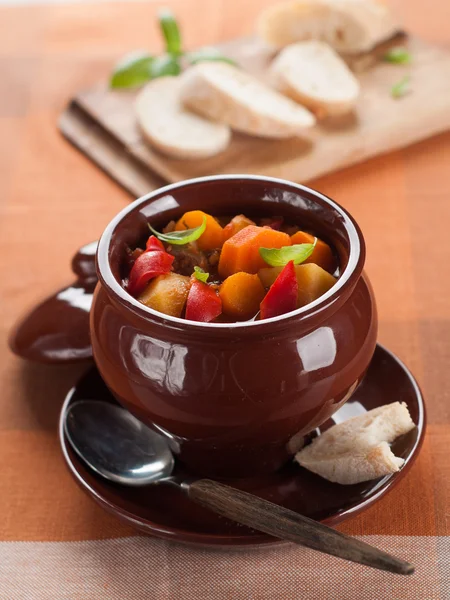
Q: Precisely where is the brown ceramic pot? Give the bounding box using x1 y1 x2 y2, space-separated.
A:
91 176 377 478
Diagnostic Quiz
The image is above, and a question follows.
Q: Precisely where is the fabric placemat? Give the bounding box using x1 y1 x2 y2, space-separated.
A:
1 1 449 598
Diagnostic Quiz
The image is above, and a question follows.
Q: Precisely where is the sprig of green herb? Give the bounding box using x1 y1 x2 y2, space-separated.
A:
148 217 206 245
109 8 235 89
110 51 154 89
259 241 316 267
383 47 411 65
193 266 209 282
150 54 181 78
391 75 411 99
159 8 182 56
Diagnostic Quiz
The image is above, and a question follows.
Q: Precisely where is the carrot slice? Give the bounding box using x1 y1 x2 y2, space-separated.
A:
219 272 266 320
222 215 256 241
175 210 224 251
218 225 291 278
290 231 336 273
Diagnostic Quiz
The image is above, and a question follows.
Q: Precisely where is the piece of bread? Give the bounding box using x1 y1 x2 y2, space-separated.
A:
270 41 360 116
180 62 316 139
135 76 231 160
295 402 415 485
257 0 399 54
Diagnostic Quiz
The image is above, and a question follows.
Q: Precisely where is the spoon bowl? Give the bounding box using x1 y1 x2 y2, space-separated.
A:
65 401 174 486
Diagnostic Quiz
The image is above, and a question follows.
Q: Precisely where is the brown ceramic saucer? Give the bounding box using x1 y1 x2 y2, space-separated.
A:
59 343 425 548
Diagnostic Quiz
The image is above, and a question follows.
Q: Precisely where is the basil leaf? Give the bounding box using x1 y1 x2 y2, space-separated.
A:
193 266 209 283
148 217 206 245
383 47 411 65
259 242 316 267
158 8 182 56
110 51 153 89
391 75 411 99
150 54 181 78
186 47 237 66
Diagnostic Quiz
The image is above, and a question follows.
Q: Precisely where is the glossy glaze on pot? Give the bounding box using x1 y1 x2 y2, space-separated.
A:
91 176 378 478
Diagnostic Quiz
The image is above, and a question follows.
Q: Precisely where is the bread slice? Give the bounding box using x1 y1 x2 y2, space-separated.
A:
135 76 231 160
257 0 399 54
271 41 360 116
258 0 329 50
180 62 316 139
295 402 415 485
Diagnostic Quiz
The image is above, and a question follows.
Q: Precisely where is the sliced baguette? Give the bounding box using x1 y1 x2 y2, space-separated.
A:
135 76 231 160
257 0 399 54
270 41 360 117
180 62 316 139
295 402 415 485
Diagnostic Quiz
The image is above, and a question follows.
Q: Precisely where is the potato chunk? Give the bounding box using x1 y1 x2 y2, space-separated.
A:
138 273 191 317
258 263 337 308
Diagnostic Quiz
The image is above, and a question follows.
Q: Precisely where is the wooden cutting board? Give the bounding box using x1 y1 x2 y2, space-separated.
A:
60 35 450 198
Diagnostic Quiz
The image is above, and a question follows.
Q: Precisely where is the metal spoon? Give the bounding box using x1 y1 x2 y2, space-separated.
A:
64 400 414 575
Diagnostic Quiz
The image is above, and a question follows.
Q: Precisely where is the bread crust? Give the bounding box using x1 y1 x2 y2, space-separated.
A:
257 0 399 54
180 62 316 138
295 402 415 484
270 40 360 116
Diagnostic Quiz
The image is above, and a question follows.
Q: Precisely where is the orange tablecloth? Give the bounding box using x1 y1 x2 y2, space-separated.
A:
1 1 449 597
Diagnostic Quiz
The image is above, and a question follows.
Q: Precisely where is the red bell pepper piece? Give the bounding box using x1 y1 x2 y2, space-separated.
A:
146 235 165 252
185 280 222 322
260 260 298 320
128 250 174 296
265 217 284 230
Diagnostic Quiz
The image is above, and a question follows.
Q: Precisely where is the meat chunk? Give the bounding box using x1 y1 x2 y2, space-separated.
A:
169 244 208 276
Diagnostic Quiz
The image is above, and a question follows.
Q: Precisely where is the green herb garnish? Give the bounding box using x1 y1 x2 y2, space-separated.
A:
150 54 181 78
259 241 316 267
186 47 237 66
193 266 209 282
159 8 182 56
109 9 235 89
391 75 411 99
148 217 206 246
110 51 154 89
383 47 411 65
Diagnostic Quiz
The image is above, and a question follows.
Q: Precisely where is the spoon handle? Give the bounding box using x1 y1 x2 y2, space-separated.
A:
188 479 413 575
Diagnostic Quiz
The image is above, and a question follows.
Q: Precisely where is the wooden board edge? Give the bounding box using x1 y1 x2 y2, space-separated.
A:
58 101 166 199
